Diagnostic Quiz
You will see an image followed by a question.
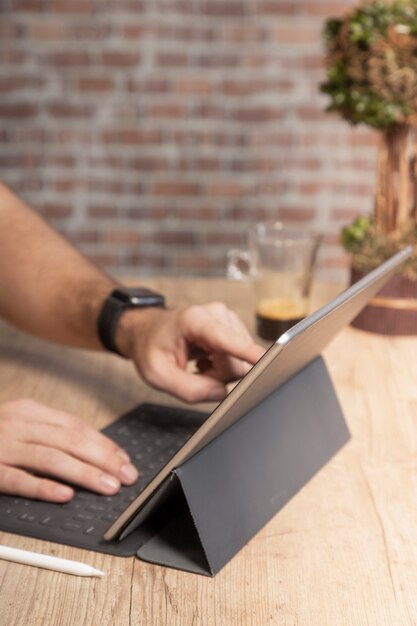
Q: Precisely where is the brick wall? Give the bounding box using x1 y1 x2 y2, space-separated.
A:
0 0 379 283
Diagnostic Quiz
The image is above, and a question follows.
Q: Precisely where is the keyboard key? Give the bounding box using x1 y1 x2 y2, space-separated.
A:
84 525 102 536
18 512 37 522
100 513 118 522
86 503 107 512
0 507 15 516
61 521 85 532
73 513 95 521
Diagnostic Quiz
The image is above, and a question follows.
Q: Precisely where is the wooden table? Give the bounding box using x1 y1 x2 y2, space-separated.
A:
1 278 417 626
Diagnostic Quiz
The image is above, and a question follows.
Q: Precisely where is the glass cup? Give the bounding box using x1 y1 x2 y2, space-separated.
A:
227 222 321 342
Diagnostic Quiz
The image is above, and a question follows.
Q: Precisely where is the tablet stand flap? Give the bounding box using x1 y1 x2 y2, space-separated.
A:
135 356 350 576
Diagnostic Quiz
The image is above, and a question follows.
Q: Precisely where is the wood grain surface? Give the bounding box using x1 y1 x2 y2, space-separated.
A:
1 278 417 626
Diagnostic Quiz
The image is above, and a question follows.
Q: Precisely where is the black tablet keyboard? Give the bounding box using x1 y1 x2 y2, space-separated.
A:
0 404 207 556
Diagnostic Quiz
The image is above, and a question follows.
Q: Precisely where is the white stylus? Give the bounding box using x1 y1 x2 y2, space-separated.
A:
0 545 105 577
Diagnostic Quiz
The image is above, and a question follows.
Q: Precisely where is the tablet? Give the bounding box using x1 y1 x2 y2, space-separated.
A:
104 246 412 541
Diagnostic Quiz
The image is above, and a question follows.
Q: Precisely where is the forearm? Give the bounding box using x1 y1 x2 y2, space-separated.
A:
0 182 118 349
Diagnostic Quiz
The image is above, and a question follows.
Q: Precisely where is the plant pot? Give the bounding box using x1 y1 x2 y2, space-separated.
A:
350 268 417 335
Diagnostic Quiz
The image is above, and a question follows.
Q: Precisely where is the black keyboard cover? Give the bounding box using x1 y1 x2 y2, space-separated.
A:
0 404 207 556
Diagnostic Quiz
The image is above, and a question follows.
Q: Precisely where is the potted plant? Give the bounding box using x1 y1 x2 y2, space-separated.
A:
321 0 417 334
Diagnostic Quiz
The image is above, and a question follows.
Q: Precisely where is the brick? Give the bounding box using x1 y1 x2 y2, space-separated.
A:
299 1 348 17
0 22 24 38
0 76 42 92
45 0 94 14
257 1 297 15
77 76 115 92
11 0 43 10
122 24 157 39
156 52 188 68
46 129 93 143
157 25 215 42
203 232 242 245
203 1 246 16
229 206 270 221
129 157 169 171
286 55 325 70
100 129 161 145
331 208 368 223
179 157 219 172
220 25 266 42
127 78 169 93
221 80 268 96
104 0 145 11
71 229 99 243
41 203 73 218
0 103 37 118
0 154 42 168
102 231 142 244
347 131 379 148
193 103 225 120
176 207 220 220
53 179 89 192
101 51 141 67
88 155 124 168
155 231 196 245
8 128 45 142
153 181 200 196
128 206 168 219
29 20 65 40
207 182 244 197
88 205 119 218
12 177 43 192
197 53 240 68
0 49 27 64
150 103 187 118
295 106 328 122
67 24 110 39
175 79 212 95
322 233 343 245
232 107 286 123
46 51 91 67
43 154 76 167
89 180 143 194
47 102 94 118
251 131 293 147
278 208 316 222
273 24 320 44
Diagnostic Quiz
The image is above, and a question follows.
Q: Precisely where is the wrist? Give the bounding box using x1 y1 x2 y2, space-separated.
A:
114 307 164 359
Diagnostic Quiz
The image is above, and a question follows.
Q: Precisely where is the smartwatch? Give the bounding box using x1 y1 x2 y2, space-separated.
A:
97 287 165 356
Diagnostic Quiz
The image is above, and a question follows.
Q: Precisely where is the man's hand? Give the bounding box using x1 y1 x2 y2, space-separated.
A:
0 398 139 502
117 302 265 403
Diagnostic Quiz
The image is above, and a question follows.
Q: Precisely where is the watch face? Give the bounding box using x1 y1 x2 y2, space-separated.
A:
112 288 165 307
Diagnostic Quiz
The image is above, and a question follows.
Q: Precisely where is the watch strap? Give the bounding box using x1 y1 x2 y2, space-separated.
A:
98 288 165 357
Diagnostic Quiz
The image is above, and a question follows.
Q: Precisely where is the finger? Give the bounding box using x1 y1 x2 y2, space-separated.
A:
13 400 131 463
0 464 74 502
199 356 253 383
183 308 264 364
151 361 228 403
15 422 138 487
8 442 128 496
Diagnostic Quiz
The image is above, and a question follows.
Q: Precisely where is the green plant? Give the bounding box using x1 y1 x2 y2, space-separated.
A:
322 0 417 277
321 0 417 129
